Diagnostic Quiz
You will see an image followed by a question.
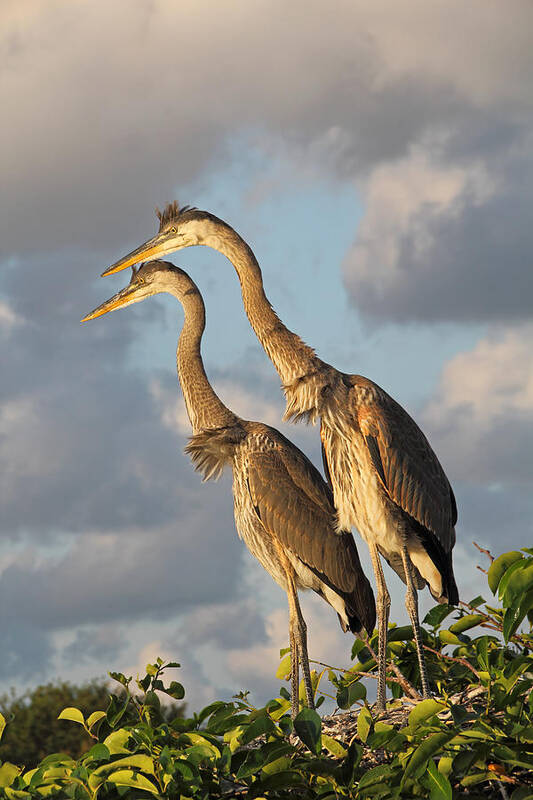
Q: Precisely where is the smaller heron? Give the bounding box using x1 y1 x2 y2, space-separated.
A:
83 260 375 717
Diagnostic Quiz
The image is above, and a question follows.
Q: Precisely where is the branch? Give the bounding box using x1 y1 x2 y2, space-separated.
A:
362 638 422 701
423 645 481 680
473 541 494 564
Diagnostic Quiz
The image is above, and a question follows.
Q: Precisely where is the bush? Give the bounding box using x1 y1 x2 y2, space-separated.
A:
0 547 531 798
0 681 111 768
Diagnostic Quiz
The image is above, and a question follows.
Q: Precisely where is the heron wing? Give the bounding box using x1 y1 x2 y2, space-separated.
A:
244 432 360 596
351 378 456 552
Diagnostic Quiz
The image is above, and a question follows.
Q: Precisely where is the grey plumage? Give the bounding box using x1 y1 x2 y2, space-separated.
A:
102 204 459 711
84 260 375 717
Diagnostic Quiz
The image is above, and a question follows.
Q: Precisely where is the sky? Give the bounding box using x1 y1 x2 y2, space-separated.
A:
1 0 532 709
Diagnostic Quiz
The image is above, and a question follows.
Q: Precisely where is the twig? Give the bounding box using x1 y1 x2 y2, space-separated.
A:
497 780 509 800
473 541 494 564
309 655 421 700
363 639 422 700
423 645 481 680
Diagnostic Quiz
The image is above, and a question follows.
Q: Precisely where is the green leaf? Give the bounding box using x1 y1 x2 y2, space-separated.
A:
239 713 278 745
108 671 130 687
407 699 446 732
84 743 110 762
4 789 30 799
164 661 180 668
322 734 347 757
503 564 533 607
357 706 373 743
488 551 522 593
103 729 131 755
293 707 322 754
105 769 159 795
94 754 156 776
387 624 414 641
448 614 484 633
86 710 106 728
180 732 221 757
249 770 305 797
404 732 454 781
499 560 532 604
0 764 20 788
510 788 533 800
426 759 452 800
503 596 523 642
183 744 220 765
438 756 453 776
261 755 292 775
106 693 130 728
236 749 268 779
476 636 490 670
337 680 366 709
143 690 160 710
351 638 368 660
357 764 394 789
164 680 185 700
424 604 454 627
439 629 462 645
57 707 85 725
276 653 292 680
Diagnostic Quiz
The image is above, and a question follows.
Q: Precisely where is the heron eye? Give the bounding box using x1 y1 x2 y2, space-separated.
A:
170 226 177 234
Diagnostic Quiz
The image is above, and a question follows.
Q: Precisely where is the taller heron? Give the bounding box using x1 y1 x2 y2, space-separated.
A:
102 203 459 710
84 260 375 718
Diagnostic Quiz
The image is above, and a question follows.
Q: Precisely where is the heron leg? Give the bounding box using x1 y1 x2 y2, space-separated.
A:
286 578 314 715
288 609 299 719
401 544 430 699
293 589 315 710
369 542 390 712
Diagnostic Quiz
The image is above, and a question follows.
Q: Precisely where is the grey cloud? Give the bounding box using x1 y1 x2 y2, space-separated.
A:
177 601 267 651
0 503 240 631
62 625 127 666
453 484 533 553
3 1 532 260
0 622 53 681
343 135 533 323
420 324 533 490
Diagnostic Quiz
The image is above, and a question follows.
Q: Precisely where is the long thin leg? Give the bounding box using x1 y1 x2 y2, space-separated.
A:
286 578 314 715
369 542 390 712
401 544 430 699
287 593 300 718
292 588 314 710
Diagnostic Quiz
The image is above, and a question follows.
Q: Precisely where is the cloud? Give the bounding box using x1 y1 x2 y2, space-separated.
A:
343 132 533 323
0 622 53 681
422 324 533 488
0 300 23 332
3 0 531 261
62 624 127 666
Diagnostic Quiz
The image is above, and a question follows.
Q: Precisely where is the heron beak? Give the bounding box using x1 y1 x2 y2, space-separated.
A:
81 284 139 322
101 234 167 277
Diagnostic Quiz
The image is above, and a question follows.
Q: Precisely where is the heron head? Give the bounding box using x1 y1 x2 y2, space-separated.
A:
82 260 199 321
101 202 227 277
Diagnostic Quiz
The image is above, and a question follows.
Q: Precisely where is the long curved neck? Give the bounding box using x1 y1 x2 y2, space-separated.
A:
205 226 322 386
173 283 236 435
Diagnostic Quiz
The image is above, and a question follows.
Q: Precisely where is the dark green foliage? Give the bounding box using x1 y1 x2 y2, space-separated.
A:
0 681 110 768
0 549 532 798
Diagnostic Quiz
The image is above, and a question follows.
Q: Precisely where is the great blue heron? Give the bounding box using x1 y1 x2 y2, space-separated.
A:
101 203 459 711
83 260 376 718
